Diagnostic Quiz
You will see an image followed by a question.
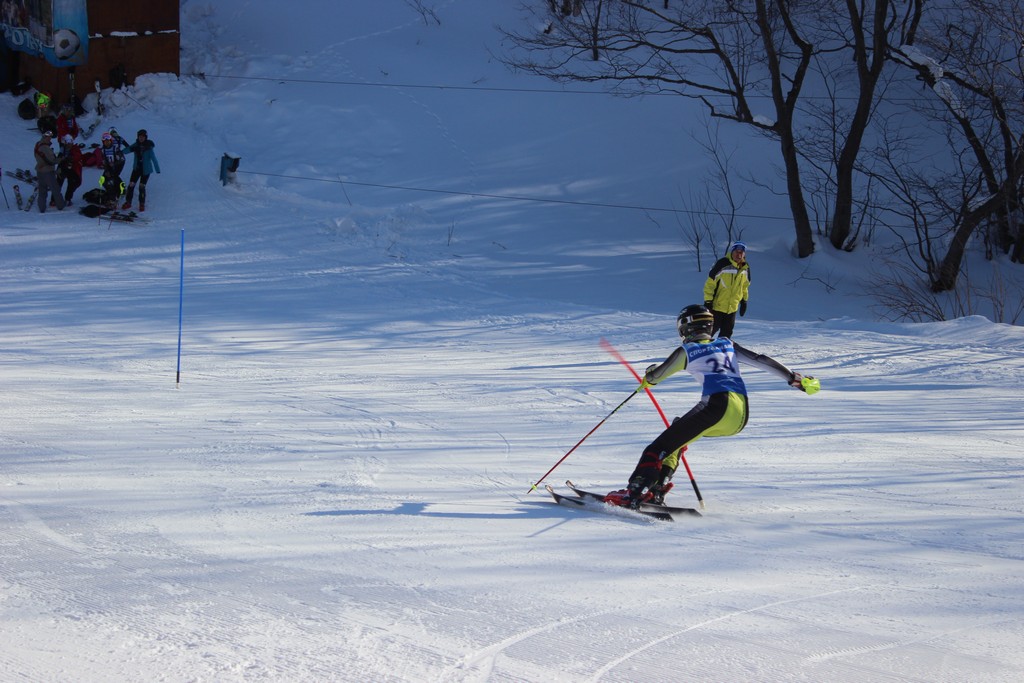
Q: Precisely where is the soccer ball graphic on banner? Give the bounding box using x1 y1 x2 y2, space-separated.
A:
53 28 81 60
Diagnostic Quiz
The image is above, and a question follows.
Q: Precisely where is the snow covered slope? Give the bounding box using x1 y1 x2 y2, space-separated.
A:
1 1 1022 681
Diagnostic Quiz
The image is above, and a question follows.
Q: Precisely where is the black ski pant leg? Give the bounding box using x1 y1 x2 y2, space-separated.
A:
138 173 150 205
64 174 81 203
713 310 737 338
627 393 729 489
125 167 144 203
37 178 48 212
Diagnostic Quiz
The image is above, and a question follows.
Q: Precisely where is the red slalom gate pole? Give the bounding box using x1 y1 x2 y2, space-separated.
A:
599 338 705 509
528 388 640 494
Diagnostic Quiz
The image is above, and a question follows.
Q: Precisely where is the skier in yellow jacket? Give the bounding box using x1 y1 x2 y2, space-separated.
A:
703 241 750 338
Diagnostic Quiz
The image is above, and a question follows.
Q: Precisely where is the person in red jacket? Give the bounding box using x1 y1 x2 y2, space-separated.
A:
56 104 81 141
58 134 84 206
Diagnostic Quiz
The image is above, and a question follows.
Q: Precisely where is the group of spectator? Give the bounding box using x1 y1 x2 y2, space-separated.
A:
29 92 159 214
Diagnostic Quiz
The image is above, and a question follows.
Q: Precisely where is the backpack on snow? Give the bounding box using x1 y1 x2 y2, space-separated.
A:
18 98 36 120
79 204 107 218
82 188 106 205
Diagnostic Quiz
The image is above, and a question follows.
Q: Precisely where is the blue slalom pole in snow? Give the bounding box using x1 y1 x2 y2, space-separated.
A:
176 229 185 386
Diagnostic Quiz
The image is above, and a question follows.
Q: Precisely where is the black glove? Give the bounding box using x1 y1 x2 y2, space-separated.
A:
739 300 747 316
704 301 713 310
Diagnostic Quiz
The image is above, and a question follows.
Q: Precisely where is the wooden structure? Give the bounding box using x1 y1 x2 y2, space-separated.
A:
10 0 179 107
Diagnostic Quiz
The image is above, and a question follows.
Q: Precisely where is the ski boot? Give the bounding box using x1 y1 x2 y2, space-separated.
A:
603 488 632 507
602 489 643 509
648 465 676 505
649 482 674 505
121 201 132 210
604 482 649 509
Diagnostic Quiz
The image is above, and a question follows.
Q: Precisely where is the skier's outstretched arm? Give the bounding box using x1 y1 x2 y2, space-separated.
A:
734 342 818 393
642 346 688 387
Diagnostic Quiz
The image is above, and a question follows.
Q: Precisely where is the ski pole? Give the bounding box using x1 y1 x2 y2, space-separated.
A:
176 229 185 386
0 177 9 209
600 338 705 508
528 387 640 494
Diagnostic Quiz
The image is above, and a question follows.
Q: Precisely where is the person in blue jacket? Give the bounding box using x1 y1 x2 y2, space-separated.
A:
122 129 160 211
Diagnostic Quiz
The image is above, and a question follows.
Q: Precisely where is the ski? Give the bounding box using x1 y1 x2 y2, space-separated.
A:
77 205 149 224
566 480 702 517
545 484 675 521
13 184 24 210
104 210 149 224
81 118 103 141
24 185 38 211
108 210 148 224
81 80 104 140
5 170 36 186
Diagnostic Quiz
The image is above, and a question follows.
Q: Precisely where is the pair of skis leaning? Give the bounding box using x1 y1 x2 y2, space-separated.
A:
6 169 38 211
5 168 36 184
546 480 701 521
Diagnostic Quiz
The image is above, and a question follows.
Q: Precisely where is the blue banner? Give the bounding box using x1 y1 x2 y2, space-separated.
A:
1 0 89 67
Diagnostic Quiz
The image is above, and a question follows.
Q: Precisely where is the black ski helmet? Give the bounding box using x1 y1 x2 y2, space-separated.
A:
676 304 714 342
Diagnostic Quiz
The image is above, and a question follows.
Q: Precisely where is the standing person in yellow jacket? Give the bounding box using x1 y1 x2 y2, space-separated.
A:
703 241 750 338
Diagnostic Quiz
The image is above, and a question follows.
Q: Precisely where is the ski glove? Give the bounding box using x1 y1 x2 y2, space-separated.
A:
739 300 747 316
789 372 821 395
639 364 659 391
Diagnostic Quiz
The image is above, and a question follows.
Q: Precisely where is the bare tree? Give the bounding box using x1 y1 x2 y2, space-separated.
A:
869 253 1024 323
502 1 921 259
826 0 922 251
679 114 747 270
502 1 818 256
404 0 441 26
887 0 1024 291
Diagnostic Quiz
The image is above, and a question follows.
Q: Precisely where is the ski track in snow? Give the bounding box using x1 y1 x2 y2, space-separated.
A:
586 586 870 682
1 496 460 681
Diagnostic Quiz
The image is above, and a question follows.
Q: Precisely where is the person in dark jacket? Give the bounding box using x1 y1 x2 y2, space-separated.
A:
122 129 160 211
98 130 126 177
90 131 127 207
58 134 84 206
